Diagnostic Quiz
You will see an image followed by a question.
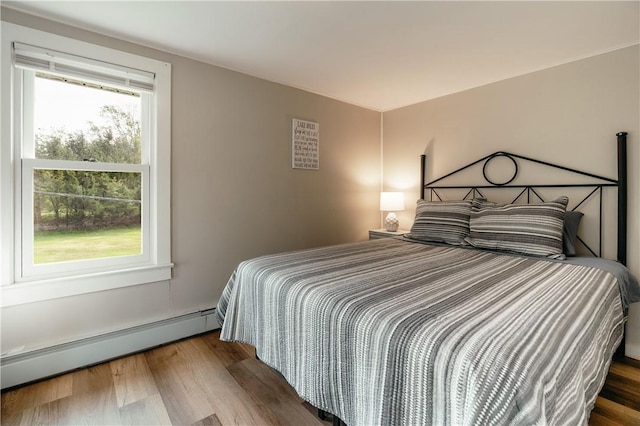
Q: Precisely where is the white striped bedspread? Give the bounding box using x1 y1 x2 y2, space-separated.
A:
217 237 639 426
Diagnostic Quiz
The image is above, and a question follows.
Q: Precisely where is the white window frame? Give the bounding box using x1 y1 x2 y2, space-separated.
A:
1 23 173 307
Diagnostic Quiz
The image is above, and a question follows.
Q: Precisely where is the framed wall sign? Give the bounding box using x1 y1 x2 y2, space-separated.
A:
292 118 319 170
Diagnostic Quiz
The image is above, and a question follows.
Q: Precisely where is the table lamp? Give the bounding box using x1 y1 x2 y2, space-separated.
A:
380 192 404 232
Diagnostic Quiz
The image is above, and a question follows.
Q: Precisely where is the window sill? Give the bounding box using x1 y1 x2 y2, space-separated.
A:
1 264 173 308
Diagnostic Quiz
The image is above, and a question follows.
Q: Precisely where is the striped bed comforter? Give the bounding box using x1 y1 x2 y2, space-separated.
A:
217 237 627 425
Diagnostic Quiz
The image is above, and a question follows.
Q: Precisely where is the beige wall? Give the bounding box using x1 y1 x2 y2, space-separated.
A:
382 45 640 355
0 8 381 353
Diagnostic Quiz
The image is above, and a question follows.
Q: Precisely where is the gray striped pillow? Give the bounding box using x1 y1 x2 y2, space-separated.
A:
408 200 472 245
465 197 569 258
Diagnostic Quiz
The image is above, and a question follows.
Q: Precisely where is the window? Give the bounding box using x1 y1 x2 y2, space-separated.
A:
1 23 172 306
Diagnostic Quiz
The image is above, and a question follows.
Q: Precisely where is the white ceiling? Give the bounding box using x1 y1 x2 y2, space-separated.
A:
3 1 639 111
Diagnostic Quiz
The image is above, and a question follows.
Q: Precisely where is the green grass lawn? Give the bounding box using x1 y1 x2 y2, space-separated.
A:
34 226 141 264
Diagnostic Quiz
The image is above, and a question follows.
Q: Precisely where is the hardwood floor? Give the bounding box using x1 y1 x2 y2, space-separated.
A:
2 330 639 425
591 356 640 425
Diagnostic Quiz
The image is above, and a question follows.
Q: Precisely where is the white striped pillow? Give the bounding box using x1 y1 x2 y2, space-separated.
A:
465 197 569 258
408 200 472 245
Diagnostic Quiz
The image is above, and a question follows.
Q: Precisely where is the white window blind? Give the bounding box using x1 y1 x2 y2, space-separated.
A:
13 42 155 92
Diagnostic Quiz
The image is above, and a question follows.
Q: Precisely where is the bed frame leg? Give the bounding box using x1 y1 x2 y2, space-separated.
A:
317 408 345 425
614 336 626 360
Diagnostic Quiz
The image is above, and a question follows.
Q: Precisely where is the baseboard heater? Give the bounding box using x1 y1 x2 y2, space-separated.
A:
0 309 220 390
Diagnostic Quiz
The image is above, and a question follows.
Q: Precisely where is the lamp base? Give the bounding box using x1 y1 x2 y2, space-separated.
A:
384 212 399 232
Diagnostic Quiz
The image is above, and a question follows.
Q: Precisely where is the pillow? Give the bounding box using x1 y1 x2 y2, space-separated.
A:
465 196 569 258
563 211 584 256
408 199 472 245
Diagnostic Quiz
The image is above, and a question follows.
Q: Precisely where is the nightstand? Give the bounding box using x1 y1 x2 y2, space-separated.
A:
369 229 409 240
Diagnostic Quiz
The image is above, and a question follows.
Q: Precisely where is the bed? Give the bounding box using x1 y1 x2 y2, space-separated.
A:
217 132 639 425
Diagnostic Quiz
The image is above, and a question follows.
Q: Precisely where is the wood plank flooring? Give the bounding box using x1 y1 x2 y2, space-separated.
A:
2 330 639 425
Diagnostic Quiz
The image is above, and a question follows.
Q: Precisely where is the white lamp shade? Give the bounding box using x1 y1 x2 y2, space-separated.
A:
380 192 404 211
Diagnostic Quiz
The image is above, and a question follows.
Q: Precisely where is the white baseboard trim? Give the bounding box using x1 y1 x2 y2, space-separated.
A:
625 342 640 360
0 309 220 389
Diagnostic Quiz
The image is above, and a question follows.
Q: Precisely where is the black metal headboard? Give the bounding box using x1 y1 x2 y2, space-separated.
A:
420 132 628 265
